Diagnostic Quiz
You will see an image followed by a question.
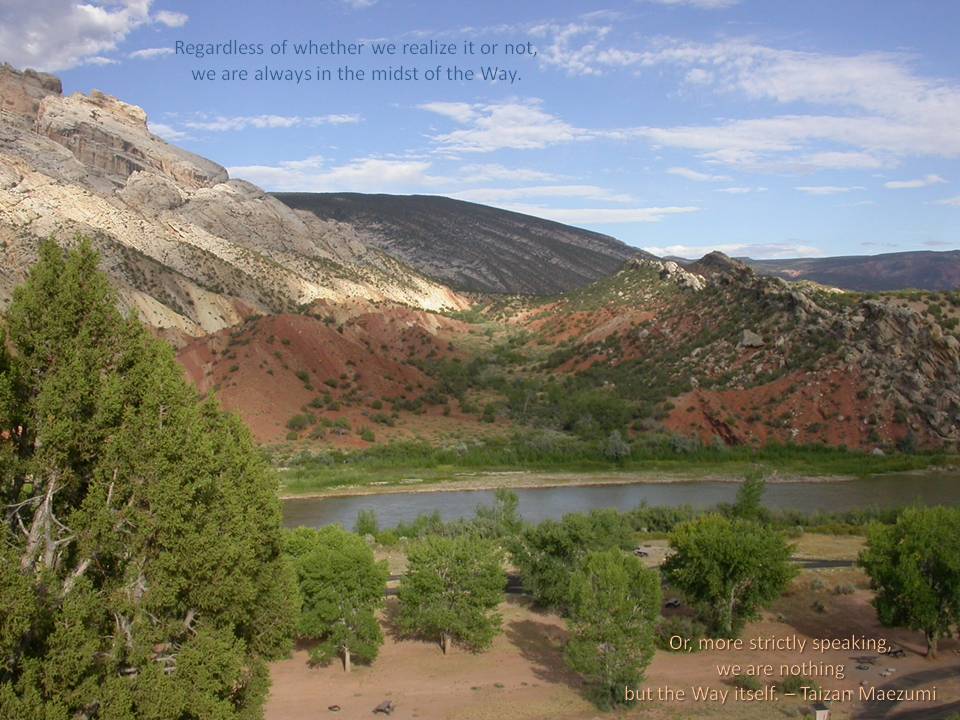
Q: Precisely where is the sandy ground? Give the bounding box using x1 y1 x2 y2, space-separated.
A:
265 562 960 720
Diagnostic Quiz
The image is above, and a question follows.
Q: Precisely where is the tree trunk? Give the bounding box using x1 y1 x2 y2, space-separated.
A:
343 647 352 672
926 632 938 659
441 633 451 655
719 586 736 637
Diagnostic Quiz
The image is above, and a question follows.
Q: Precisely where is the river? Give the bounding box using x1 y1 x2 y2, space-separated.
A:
281 470 960 529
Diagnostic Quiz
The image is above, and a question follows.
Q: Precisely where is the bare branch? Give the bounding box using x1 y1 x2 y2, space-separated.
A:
61 557 92 596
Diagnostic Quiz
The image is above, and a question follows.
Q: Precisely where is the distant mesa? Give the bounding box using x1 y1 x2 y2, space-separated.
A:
742 251 960 292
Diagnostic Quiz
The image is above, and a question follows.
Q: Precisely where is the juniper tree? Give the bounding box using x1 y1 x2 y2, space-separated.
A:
0 240 298 719
284 526 387 671
397 535 505 654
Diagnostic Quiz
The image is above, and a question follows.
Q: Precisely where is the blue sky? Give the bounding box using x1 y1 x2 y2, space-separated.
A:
2 0 959 258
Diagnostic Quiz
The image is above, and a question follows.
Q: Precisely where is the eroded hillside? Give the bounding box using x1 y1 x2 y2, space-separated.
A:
0 65 466 345
177 253 960 449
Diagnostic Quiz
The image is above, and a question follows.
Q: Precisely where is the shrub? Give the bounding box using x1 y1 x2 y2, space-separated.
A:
655 616 706 652
732 674 763 691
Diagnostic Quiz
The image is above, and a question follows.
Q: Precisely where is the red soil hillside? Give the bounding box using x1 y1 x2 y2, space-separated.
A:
176 302 491 444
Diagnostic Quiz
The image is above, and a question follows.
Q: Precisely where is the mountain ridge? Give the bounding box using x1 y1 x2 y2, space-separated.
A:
741 250 960 292
273 192 644 295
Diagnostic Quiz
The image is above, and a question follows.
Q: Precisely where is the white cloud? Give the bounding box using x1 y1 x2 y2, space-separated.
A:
639 0 740 7
129 47 174 60
797 152 886 170
84 56 118 66
634 40 960 162
933 195 960 207
228 157 445 193
796 185 865 196
715 186 764 194
529 22 619 77
0 0 168 71
521 30 960 167
183 114 362 131
154 10 187 27
451 185 633 204
419 102 478 124
343 0 378 8
457 164 560 183
148 122 189 141
642 242 823 259
497 204 699 225
684 67 714 85
667 166 731 182
421 100 591 153
883 174 946 189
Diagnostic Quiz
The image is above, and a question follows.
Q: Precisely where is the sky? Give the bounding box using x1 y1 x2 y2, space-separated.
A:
2 0 959 259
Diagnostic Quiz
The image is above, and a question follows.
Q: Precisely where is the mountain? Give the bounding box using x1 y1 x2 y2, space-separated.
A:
0 64 466 346
3 64 958 451
742 251 960 291
178 253 960 448
273 192 643 295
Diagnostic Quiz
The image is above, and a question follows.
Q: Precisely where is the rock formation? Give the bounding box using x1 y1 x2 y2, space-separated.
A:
0 64 466 345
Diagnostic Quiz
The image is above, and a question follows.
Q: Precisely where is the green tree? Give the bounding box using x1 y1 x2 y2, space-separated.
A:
512 510 633 612
398 535 505 654
354 509 380 537
731 469 768 522
604 430 631 464
0 240 297 719
471 488 522 540
565 549 661 709
663 515 796 637
858 506 960 658
284 526 387 671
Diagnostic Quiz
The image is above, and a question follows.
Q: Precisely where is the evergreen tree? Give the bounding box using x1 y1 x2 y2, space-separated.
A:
564 549 660 709
397 535 505 654
0 240 297 719
284 526 387 671
859 506 960 658
663 515 795 637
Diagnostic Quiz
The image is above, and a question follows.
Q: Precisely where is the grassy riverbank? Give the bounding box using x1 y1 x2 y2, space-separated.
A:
274 437 954 496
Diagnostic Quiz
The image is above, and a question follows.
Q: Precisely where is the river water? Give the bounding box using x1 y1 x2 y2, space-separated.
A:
281 470 960 529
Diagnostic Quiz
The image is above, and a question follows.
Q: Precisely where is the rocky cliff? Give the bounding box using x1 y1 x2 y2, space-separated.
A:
0 64 466 344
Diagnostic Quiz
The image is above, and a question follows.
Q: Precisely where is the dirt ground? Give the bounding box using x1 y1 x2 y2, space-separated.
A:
265 562 960 720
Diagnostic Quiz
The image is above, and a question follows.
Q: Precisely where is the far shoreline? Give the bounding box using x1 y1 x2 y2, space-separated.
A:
278 467 901 501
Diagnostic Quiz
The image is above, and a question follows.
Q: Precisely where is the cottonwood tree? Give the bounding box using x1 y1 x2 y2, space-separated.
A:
0 240 298 719
511 509 633 612
285 526 387 671
397 535 505 654
565 549 661 709
663 515 795 637
859 506 960 658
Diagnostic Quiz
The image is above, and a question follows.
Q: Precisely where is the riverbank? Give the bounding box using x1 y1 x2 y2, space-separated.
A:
278 467 881 500
276 440 956 498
